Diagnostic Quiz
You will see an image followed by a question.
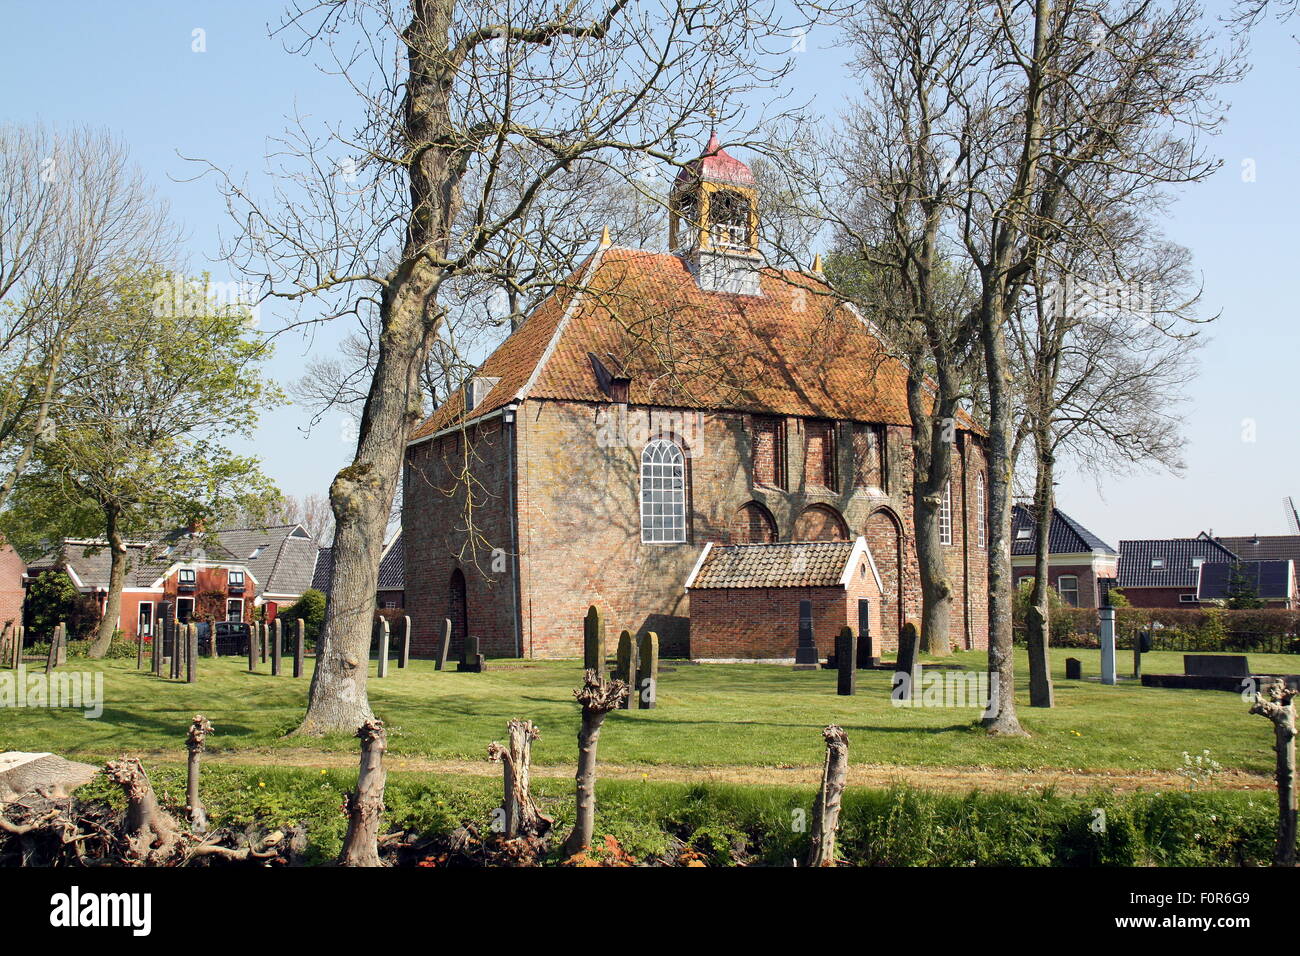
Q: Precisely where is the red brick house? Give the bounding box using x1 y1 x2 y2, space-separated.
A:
27 525 320 638
0 536 26 629
403 135 990 660
1010 504 1118 608
686 538 883 660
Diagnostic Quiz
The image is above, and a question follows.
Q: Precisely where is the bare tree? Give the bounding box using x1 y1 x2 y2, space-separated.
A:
0 124 177 512
201 0 800 734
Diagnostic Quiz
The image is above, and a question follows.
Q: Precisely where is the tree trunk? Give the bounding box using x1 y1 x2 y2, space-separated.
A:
564 670 627 857
488 718 553 840
1026 435 1055 708
805 725 849 867
296 2 456 735
88 505 126 658
907 374 955 656
186 715 213 834
339 719 388 867
1251 679 1298 866
981 303 1027 736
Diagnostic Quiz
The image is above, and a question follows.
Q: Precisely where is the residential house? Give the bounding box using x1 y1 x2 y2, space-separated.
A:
312 530 406 610
1009 503 1118 607
1116 536 1240 608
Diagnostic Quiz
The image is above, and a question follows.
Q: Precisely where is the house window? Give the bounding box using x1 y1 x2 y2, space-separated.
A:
976 473 986 550
1191 557 1204 569
249 547 264 560
226 599 243 623
1150 557 1165 570
804 420 836 491
641 439 686 544
178 568 196 588
1179 593 1197 603
229 570 245 590
751 416 785 488
939 481 953 545
137 602 153 637
852 424 884 489
1057 575 1080 607
176 598 194 624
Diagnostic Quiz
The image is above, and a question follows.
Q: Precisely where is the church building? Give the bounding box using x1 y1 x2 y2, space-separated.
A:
403 134 989 660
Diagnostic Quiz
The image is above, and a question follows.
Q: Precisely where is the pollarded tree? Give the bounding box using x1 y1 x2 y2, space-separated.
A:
203 0 803 734
10 267 281 657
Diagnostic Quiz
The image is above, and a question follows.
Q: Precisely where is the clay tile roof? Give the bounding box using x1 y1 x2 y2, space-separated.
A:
410 248 976 442
689 540 857 589
673 131 756 189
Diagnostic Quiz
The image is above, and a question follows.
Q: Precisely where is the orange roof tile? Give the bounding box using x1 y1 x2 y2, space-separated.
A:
410 247 977 442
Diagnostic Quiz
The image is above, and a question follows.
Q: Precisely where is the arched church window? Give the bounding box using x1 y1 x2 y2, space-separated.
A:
641 439 686 544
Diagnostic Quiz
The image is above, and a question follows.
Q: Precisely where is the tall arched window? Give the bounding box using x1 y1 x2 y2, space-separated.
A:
976 473 986 550
939 480 953 545
641 439 686 543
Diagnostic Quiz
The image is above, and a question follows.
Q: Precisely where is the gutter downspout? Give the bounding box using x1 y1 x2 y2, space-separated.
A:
504 403 522 658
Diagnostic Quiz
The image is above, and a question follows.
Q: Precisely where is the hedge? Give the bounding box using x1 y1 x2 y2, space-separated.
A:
1014 608 1300 654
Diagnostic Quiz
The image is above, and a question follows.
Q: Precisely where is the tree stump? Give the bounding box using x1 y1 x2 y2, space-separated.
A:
104 757 184 864
1251 678 1298 866
186 715 213 833
487 719 553 840
564 669 627 857
805 725 849 867
339 719 388 867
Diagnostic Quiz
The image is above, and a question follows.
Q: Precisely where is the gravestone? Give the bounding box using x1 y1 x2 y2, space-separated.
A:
794 599 819 670
1185 654 1250 678
292 618 305 677
271 619 283 676
186 624 198 683
583 606 606 678
376 617 390 678
615 630 638 709
457 635 484 673
155 602 173 677
44 625 60 675
247 620 258 673
1065 657 1082 680
259 621 268 663
436 617 452 671
856 598 879 668
170 618 183 680
397 615 411 668
54 621 67 667
9 624 20 669
836 627 857 696
636 631 659 709
893 621 920 700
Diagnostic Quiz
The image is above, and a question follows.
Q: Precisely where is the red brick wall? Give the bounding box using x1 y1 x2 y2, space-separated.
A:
1013 562 1108 609
0 543 25 629
1122 586 1198 609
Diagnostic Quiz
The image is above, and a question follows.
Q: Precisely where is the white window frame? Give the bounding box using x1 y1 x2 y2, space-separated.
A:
1057 575 1080 607
137 601 154 637
939 480 953 546
228 570 245 587
976 474 986 550
640 438 687 544
226 598 244 623
178 568 197 586
176 597 195 623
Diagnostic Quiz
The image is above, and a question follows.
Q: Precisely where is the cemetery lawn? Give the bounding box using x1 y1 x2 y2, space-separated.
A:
0 649 1287 782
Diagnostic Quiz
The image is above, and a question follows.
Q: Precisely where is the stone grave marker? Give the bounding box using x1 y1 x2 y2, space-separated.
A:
436 617 452 671
186 623 198 684
584 606 606 678
794 599 819 670
857 598 879 668
271 619 283 676
292 618 305 677
1065 657 1082 680
836 626 857 696
397 615 411 668
55 621 67 667
375 617 390 678
458 635 485 673
615 630 638 710
636 631 659 709
893 621 921 700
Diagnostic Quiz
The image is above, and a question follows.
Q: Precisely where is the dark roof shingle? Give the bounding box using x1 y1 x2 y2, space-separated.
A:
1011 504 1116 557
688 540 857 590
1117 537 1239 589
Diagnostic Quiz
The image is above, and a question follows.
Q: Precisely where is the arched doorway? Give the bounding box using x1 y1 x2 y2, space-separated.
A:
729 501 778 544
448 568 467 658
792 503 850 542
865 508 904 644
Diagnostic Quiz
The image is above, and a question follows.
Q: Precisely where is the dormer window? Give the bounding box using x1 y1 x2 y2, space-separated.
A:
178 568 197 591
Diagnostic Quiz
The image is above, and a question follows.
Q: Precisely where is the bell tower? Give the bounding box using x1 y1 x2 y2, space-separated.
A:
669 131 762 295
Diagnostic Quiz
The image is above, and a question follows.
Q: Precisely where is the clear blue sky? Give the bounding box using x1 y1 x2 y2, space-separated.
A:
1 0 1296 545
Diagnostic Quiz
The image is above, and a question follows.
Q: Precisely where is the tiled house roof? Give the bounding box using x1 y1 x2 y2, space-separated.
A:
1117 537 1239 589
1213 535 1300 565
411 248 978 442
313 531 404 594
30 525 320 599
1010 504 1117 557
687 540 860 590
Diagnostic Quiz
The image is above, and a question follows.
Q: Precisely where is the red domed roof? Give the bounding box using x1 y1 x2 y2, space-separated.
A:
673 131 756 189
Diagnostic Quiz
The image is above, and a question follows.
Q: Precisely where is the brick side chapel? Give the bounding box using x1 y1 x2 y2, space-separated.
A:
403 133 990 660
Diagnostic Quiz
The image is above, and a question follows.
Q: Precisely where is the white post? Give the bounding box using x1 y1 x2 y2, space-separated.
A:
1099 606 1117 686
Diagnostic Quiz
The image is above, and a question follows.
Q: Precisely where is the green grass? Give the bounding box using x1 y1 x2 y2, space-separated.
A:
0 647 1287 776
